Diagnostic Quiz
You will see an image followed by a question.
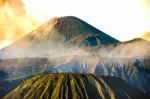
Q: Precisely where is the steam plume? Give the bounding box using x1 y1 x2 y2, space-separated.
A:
0 0 40 48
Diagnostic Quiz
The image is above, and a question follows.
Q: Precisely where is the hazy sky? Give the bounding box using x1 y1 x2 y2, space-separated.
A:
0 0 150 48
23 0 150 41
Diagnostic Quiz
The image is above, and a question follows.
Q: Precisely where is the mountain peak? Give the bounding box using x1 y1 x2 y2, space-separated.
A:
56 16 81 24
0 16 120 59
57 16 79 21
44 16 81 29
23 16 119 45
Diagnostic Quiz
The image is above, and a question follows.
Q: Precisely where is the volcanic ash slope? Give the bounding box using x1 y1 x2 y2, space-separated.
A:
3 74 148 99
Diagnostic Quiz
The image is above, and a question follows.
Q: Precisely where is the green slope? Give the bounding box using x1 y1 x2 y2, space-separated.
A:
3 74 148 99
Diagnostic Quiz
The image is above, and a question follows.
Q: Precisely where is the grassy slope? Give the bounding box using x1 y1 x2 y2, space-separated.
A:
3 74 148 99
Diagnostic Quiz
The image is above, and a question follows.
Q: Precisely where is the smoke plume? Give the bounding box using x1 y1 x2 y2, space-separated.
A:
0 0 40 48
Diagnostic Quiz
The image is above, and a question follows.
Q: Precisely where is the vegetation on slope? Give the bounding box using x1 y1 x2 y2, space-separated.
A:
3 74 148 99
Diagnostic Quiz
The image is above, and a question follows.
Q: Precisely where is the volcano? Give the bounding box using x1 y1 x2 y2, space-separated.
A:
3 74 148 99
0 16 119 59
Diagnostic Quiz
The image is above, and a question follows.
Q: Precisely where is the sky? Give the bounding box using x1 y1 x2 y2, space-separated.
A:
23 0 150 40
0 0 150 48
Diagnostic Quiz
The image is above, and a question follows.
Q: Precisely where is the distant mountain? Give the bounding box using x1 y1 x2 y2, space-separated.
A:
113 38 150 57
0 16 119 59
3 74 148 99
91 38 150 58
